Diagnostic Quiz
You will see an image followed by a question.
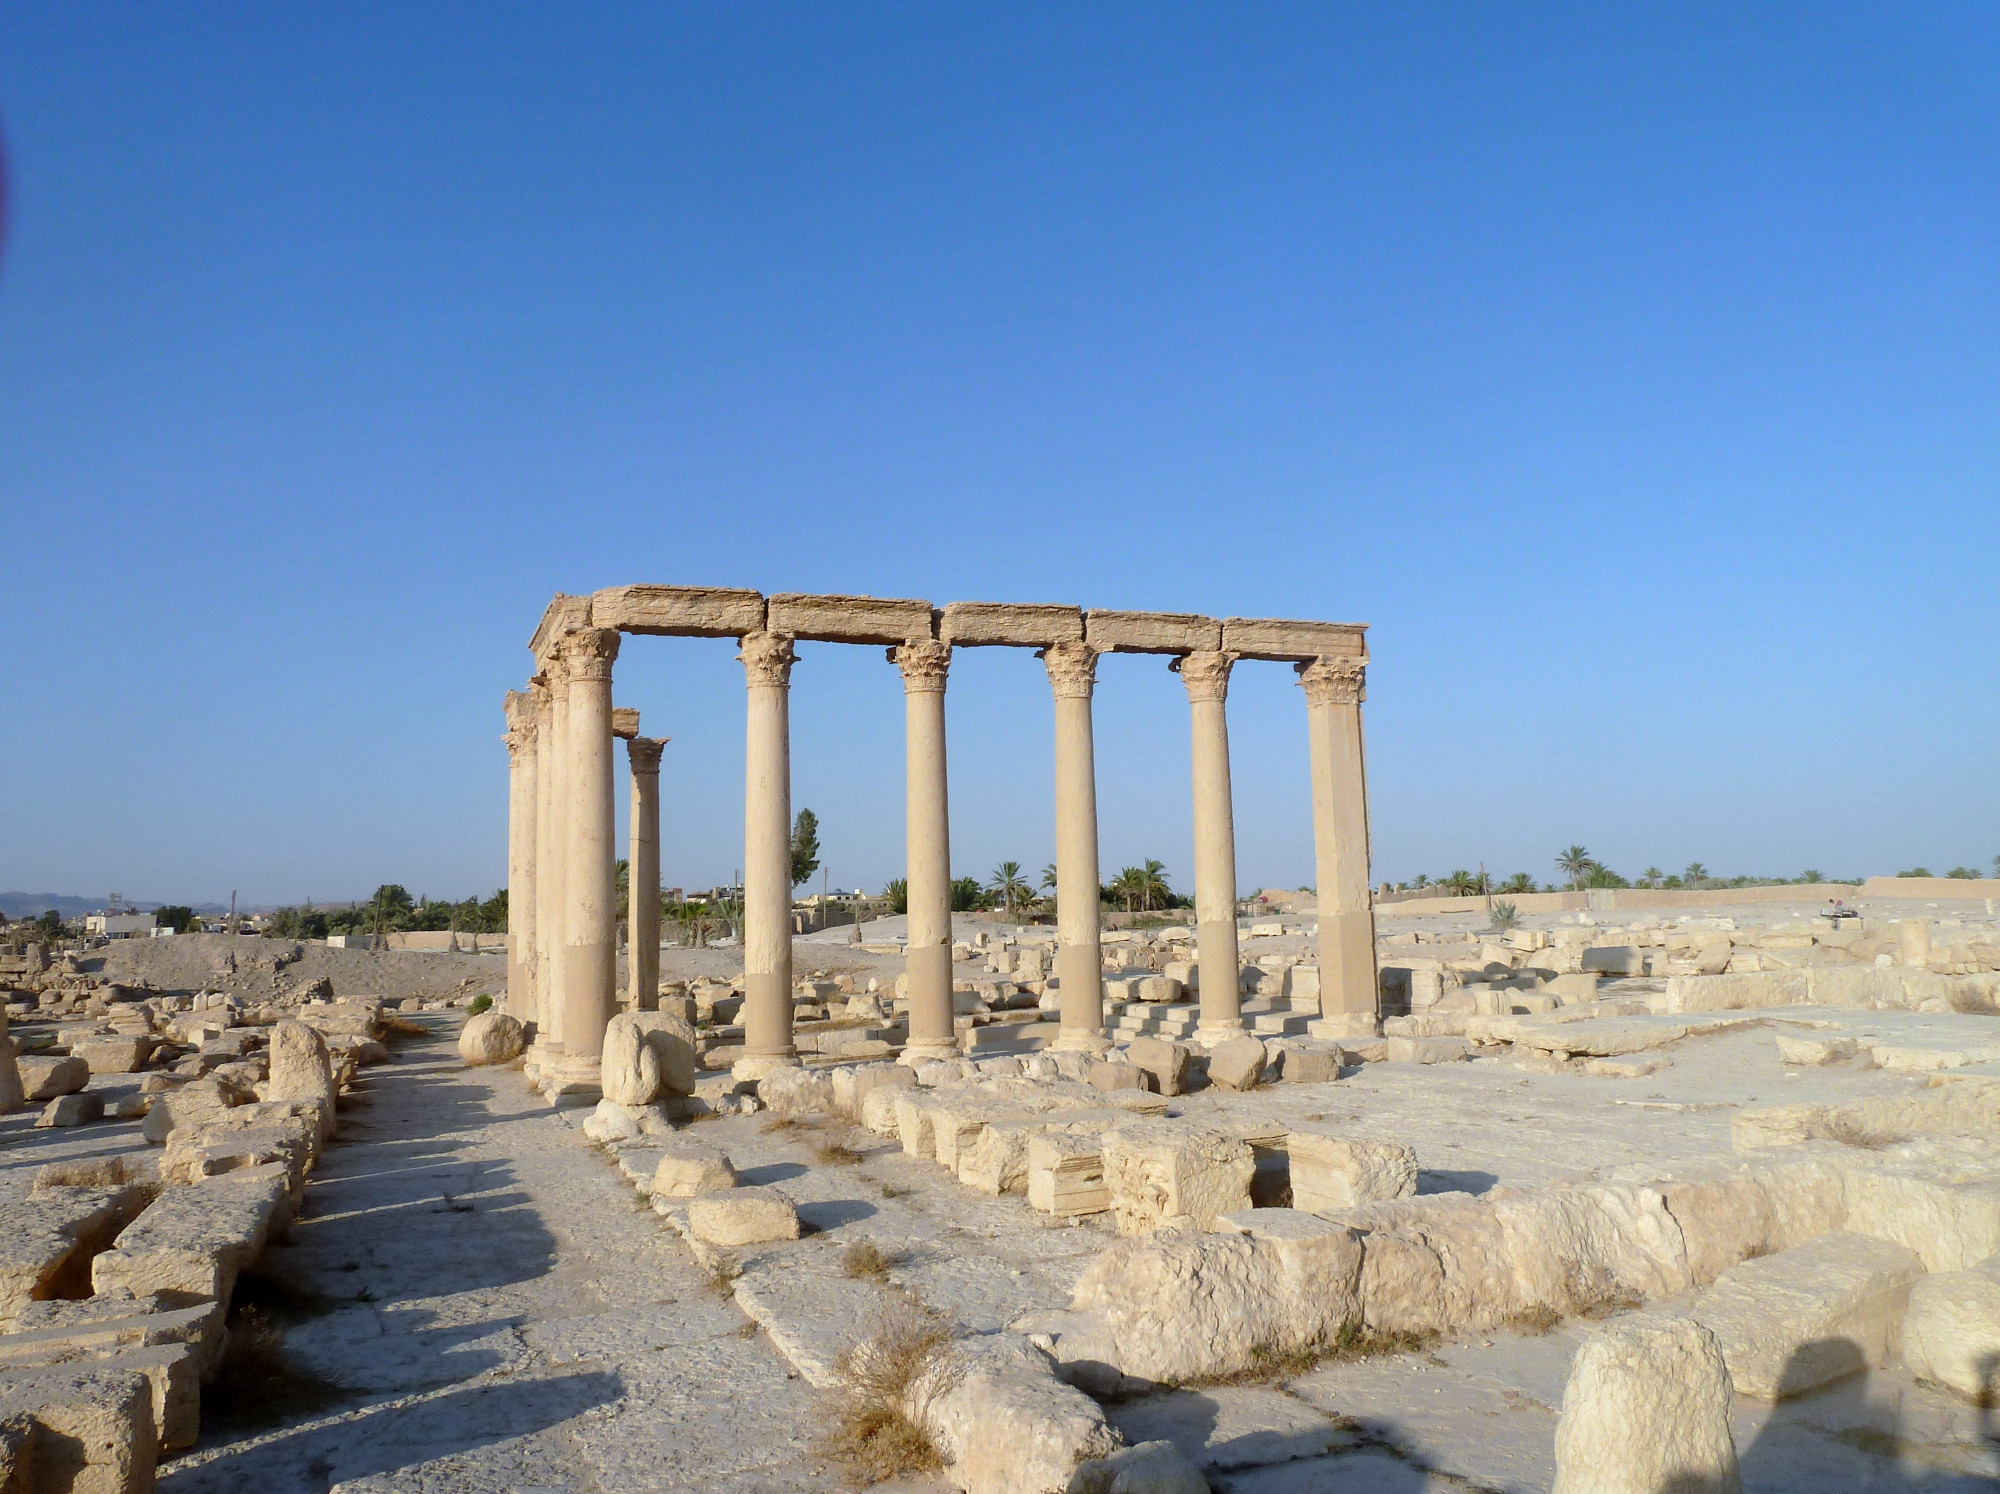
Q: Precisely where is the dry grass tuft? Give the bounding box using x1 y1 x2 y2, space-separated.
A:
704 1254 742 1299
203 1304 349 1429
761 1114 808 1135
1189 1321 1432 1387
815 1138 868 1167
1824 1113 1909 1151
841 1241 898 1282
379 1014 429 1038
1508 1304 1562 1336
817 1302 963 1486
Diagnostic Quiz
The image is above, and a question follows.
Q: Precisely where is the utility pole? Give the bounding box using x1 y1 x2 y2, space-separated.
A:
228 890 238 935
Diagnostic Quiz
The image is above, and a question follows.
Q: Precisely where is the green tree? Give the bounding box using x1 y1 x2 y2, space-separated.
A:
1411 872 1430 890
883 878 909 916
1801 869 1824 884
987 862 1032 918
155 905 196 934
790 809 821 888
1442 869 1477 897
1682 863 1710 889
1948 866 1978 879
1555 846 1596 891
1499 873 1536 894
1640 868 1664 889
949 876 983 912
34 909 67 941
1136 859 1171 912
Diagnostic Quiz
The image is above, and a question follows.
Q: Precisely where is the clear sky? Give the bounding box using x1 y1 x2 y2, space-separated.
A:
2 5 1996 908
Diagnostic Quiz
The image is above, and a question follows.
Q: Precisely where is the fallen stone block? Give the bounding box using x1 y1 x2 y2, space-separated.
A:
1265 1038 1344 1084
18 1055 89 1101
603 1011 701 1104
69 1036 156 1076
829 1061 914 1120
1774 1033 1858 1066
1123 1037 1193 1096
1068 1438 1209 1494
1101 1121 1254 1235
757 1064 834 1117
860 1083 908 1137
91 1165 288 1302
1286 1129 1417 1214
1028 1132 1112 1218
1205 1036 1267 1091
960 1112 1125 1196
1064 1225 1362 1384
1552 1314 1738 1494
0 1186 153 1324
36 1092 106 1128
650 1138 736 1198
1689 1230 1923 1399
0 1037 23 1114
2 1294 226 1380
1087 1060 1152 1095
458 1010 527 1066
688 1185 800 1246
1663 971 1808 1012
1384 1035 1469 1065
0 1364 156 1494
916 1332 1121 1494
1901 1255 2000 1403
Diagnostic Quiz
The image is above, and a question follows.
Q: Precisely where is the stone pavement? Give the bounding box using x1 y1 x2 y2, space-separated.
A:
159 1019 863 1494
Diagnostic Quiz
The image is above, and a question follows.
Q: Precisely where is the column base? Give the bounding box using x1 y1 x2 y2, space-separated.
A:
1308 1012 1382 1041
899 1041 960 1067
1194 1017 1248 1045
1051 1028 1111 1056
522 1036 564 1086
537 1054 602 1107
732 1054 799 1082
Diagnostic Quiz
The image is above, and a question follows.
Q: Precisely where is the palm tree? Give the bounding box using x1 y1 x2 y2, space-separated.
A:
1500 872 1535 894
1640 867 1664 889
1412 872 1430 890
1108 866 1143 912
1801 869 1824 884
1683 862 1710 890
987 861 1032 918
1555 846 1596 891
1137 859 1171 912
1442 869 1477 897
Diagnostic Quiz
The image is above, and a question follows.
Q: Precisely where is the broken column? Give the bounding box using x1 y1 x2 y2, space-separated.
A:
895 639 958 1063
1298 654 1378 1036
626 736 665 1012
552 626 620 1098
1044 640 1107 1053
1175 649 1243 1039
739 630 799 1075
504 688 539 1028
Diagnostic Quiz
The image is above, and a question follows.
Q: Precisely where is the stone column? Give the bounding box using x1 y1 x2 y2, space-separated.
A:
626 736 666 1011
529 668 567 1076
739 631 798 1075
893 640 956 1062
553 627 620 1097
1174 650 1243 1039
1299 655 1378 1035
504 690 539 1027
1043 641 1107 1053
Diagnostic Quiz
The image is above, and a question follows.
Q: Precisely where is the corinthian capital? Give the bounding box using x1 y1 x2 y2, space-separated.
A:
1171 649 1236 704
738 630 797 689
626 736 667 774
503 689 537 758
1296 655 1365 706
556 626 621 682
1040 640 1099 700
890 639 951 693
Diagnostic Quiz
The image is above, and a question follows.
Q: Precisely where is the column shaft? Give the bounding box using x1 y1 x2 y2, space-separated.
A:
558 628 620 1087
533 669 568 1064
627 737 665 1012
894 641 955 1061
504 690 539 1026
1300 655 1378 1034
1044 642 1106 1052
1177 651 1243 1037
740 631 798 1070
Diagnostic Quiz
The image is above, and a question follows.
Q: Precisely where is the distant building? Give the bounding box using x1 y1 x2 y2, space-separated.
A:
85 913 156 939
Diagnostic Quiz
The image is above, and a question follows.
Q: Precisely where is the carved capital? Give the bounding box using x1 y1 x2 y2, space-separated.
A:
1171 649 1236 704
626 736 667 774
611 706 641 740
738 630 797 689
890 639 951 693
556 626 621 682
1040 640 1099 700
1296 655 1365 707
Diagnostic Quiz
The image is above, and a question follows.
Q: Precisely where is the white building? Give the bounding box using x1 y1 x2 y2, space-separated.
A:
85 913 157 938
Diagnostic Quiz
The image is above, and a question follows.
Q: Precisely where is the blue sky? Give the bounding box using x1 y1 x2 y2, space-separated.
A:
2 5 1996 907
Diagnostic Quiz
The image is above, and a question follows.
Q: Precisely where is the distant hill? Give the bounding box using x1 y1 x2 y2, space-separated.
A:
0 893 234 920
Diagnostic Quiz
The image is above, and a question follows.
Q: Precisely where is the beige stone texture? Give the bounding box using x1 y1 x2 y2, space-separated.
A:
1219 616 1366 661
765 591 934 643
1901 1255 2000 1402
529 590 594 663
1774 1033 1858 1065
1067 1226 1363 1383
913 1332 1121 1494
1101 1120 1255 1234
1686 1230 1922 1400
1081 609 1221 654
19 1055 88 1101
91 1164 289 1302
649 1138 737 1198
1028 1131 1113 1217
1551 1315 1739 1494
266 1019 336 1140
557 626 621 1085
1385 1035 1469 1064
1068 1438 1210 1494
0 1036 23 1114
1205 1036 1267 1091
0 1186 150 1323
1286 1130 1418 1214
459 1010 528 1066
1046 641 1107 1054
830 1061 915 1121
1124 1037 1194 1096
0 1364 157 1494
937 600 1084 649
504 688 539 1028
36 1093 105 1128
895 639 958 1063
687 1185 800 1246
757 1064 835 1116
609 706 640 738
70 1036 153 1075
588 583 765 637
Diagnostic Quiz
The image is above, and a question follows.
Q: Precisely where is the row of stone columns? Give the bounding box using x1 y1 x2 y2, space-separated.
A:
504 621 1376 1098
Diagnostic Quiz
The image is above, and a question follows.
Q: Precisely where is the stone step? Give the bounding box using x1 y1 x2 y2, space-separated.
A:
1249 1014 1313 1036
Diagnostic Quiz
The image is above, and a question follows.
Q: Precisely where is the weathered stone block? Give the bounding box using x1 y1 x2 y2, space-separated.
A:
650 1138 737 1198
1081 610 1221 655
0 1186 151 1322
688 1185 799 1246
1552 1315 1739 1494
765 592 934 643
1205 1036 1267 1091
35 1092 105 1128
0 1364 156 1494
937 601 1084 649
1123 1037 1192 1096
1101 1121 1255 1235
1218 617 1366 661
91 1165 288 1302
1902 1256 2000 1403
1286 1130 1417 1215
19 1055 89 1101
757 1064 834 1116
589 583 765 638
458 1011 526 1067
